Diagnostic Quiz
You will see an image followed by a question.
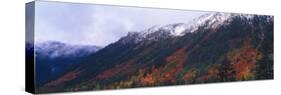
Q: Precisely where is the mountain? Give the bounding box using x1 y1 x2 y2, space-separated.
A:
34 41 102 87
35 41 101 59
37 12 273 93
120 12 272 44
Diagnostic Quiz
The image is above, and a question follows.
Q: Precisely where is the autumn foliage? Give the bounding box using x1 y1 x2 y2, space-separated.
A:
229 41 262 80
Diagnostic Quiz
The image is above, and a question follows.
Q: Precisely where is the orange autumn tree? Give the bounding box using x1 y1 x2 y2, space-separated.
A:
228 40 262 80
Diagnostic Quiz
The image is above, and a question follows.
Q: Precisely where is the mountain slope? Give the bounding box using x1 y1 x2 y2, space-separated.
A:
38 13 273 93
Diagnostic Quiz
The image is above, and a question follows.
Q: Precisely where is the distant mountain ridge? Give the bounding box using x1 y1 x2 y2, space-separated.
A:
35 41 101 59
33 41 102 87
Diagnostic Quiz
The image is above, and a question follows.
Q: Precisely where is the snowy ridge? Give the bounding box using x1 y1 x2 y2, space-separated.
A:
138 12 237 37
187 12 233 30
35 41 102 59
119 12 269 44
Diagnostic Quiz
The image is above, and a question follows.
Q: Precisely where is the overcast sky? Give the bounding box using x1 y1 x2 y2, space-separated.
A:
35 1 208 47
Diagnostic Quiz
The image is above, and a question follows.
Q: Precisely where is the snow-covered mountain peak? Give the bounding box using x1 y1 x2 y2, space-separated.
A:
140 23 187 37
137 12 237 37
120 12 261 44
191 12 234 28
35 41 102 59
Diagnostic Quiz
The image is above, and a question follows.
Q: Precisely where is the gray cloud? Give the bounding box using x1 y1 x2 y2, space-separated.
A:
35 1 208 46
